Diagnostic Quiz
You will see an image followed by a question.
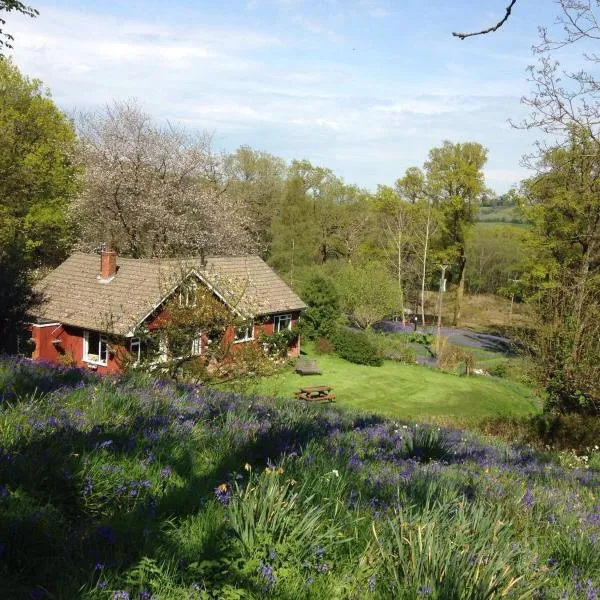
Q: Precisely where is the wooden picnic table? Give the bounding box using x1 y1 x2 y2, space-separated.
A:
294 385 336 403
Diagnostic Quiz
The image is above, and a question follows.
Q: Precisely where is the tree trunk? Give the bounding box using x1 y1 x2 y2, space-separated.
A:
420 201 431 326
398 227 405 323
453 251 466 326
571 240 594 362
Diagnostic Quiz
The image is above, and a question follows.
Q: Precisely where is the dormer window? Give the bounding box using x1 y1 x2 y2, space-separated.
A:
179 280 198 307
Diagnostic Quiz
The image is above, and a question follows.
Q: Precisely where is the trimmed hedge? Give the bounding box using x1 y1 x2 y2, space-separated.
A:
330 327 383 366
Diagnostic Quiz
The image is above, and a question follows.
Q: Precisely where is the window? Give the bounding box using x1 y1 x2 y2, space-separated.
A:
234 322 254 343
130 338 141 365
191 333 202 356
274 314 292 333
166 332 202 357
179 280 198 307
84 330 108 365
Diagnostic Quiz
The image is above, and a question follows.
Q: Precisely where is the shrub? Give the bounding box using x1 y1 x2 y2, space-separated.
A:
315 337 334 354
437 341 475 375
330 327 383 366
404 332 434 346
489 361 510 378
297 275 341 340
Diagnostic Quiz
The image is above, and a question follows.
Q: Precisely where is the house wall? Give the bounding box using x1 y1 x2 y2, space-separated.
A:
146 306 302 358
30 323 125 375
30 310 302 374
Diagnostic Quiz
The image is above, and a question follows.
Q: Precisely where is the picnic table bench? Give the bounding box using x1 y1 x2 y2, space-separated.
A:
294 385 336 403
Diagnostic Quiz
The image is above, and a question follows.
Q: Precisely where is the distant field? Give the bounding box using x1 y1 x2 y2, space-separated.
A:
250 345 540 423
476 205 524 224
422 291 531 329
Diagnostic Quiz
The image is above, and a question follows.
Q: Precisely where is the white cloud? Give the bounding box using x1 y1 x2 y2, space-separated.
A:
6 2 538 193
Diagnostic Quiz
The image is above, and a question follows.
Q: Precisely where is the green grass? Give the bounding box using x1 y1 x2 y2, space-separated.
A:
250 345 540 422
1 357 597 599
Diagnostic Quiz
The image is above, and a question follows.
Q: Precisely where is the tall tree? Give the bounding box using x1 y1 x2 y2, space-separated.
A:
522 126 600 415
425 141 488 325
0 60 77 351
336 262 400 329
224 146 287 257
269 176 319 280
375 184 412 320
73 101 253 258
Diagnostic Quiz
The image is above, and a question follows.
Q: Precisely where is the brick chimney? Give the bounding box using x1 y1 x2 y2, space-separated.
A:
100 248 117 281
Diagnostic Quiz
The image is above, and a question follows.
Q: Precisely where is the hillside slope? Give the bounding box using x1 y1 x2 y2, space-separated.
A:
0 357 597 599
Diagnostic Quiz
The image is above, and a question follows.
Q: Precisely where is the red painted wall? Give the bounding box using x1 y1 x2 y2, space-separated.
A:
30 323 124 375
30 311 302 374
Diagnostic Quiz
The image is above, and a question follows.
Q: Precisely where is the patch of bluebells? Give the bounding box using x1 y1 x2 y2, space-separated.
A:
214 484 232 507
258 562 276 591
0 357 599 598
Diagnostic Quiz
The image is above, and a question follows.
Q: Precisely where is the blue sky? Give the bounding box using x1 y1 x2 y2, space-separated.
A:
7 0 563 193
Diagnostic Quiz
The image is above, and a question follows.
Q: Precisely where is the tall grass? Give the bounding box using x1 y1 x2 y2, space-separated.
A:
0 358 597 599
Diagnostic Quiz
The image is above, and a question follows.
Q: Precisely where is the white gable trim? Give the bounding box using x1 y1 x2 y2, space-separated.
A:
127 269 247 337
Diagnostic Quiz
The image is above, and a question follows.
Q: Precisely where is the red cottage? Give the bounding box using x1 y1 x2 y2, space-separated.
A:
28 249 307 375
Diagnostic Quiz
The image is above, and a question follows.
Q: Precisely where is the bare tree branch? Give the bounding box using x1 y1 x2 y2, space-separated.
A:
452 0 518 40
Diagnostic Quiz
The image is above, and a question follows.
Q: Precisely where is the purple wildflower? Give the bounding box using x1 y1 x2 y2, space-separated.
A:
112 592 130 600
160 467 172 479
368 575 376 593
258 562 276 590
214 484 232 507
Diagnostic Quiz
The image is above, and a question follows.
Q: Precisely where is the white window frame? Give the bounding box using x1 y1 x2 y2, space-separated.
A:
191 332 202 356
234 322 254 344
130 337 141 365
274 314 292 333
179 280 198 308
83 330 108 366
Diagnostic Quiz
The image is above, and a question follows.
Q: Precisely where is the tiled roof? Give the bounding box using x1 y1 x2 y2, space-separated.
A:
31 253 307 335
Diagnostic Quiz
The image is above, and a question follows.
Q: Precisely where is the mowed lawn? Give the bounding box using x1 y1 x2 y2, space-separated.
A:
252 349 541 422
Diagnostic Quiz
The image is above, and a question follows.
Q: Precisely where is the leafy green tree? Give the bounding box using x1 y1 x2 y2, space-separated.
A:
425 141 488 325
0 60 77 351
0 59 78 267
335 262 400 329
521 126 600 415
298 275 341 339
269 176 319 277
0 1 37 55
224 146 287 257
466 224 526 295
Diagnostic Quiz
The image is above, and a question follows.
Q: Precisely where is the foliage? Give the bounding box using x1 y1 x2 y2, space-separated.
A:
0 1 38 54
521 126 600 416
223 146 286 257
437 339 476 376
480 413 600 453
330 327 383 366
0 60 77 350
0 58 78 268
257 328 296 358
425 141 488 325
466 224 527 295
335 262 400 329
363 331 419 364
297 274 341 340
0 358 596 598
